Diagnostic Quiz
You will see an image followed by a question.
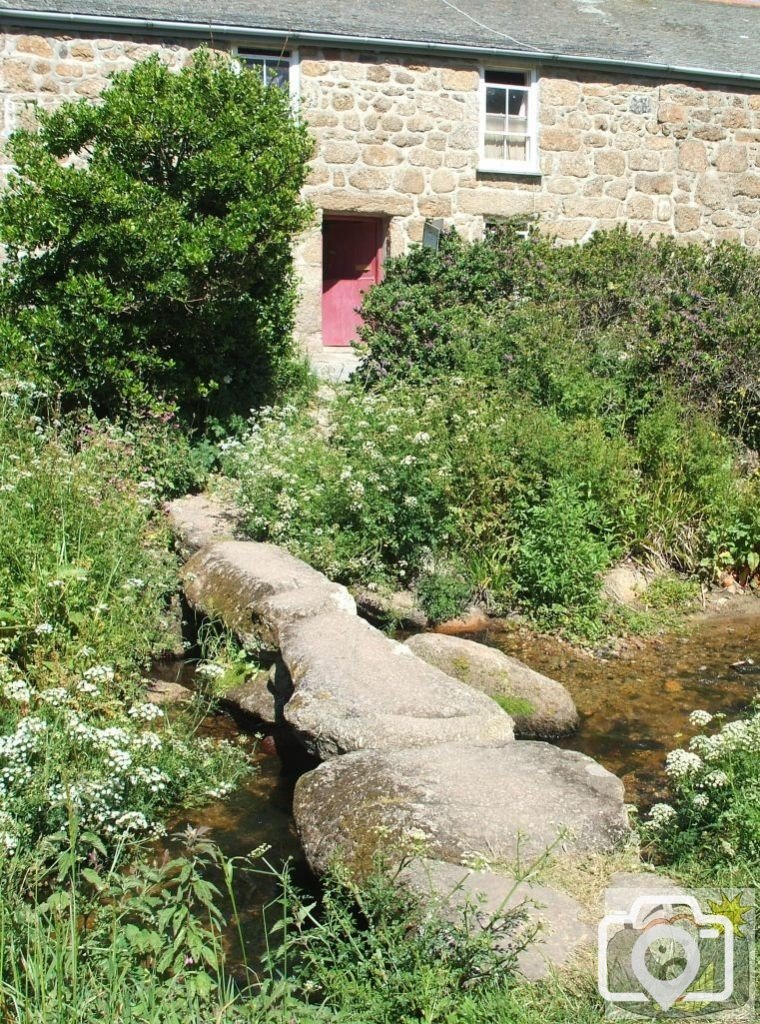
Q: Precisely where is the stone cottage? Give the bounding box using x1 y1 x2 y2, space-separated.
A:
1 1 760 358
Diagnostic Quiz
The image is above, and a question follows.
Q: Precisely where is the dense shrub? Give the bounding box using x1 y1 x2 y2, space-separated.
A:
358 226 760 449
0 50 313 424
223 380 759 635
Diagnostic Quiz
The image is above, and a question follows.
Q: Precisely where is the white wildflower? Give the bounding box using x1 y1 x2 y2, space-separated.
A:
704 770 730 788
34 622 53 635
197 662 225 680
128 702 163 723
665 749 703 779
83 665 114 684
648 803 677 827
689 710 713 728
3 679 31 704
38 687 70 707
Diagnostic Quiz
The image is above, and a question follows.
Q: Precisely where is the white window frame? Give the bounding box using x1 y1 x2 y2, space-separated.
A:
478 66 540 176
234 46 300 105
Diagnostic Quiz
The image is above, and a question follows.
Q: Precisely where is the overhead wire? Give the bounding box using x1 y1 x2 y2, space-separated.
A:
435 0 544 52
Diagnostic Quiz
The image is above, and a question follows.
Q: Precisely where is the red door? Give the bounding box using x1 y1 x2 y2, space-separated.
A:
322 217 384 347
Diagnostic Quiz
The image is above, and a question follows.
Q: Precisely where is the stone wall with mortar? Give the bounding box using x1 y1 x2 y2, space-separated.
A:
1 29 759 354
0 28 207 183
295 48 760 351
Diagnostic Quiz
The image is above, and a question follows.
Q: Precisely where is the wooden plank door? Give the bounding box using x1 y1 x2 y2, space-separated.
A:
322 217 384 347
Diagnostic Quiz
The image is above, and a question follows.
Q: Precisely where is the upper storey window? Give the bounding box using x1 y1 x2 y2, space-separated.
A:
236 49 291 89
480 68 539 174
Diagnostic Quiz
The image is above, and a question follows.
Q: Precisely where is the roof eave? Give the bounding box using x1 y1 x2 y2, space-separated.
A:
2 6 760 87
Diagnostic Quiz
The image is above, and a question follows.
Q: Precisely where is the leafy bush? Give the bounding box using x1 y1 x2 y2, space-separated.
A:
223 379 759 636
644 706 760 870
358 226 760 449
510 480 610 637
0 50 313 424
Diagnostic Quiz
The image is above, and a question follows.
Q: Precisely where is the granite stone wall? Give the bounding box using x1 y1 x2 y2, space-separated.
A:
2 29 759 353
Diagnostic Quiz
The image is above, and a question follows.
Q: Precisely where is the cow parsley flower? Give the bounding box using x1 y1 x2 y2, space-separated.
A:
3 679 31 704
648 803 677 827
128 702 163 723
665 750 703 779
689 710 713 728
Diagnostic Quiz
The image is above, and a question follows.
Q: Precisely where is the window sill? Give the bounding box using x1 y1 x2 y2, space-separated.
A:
477 164 542 178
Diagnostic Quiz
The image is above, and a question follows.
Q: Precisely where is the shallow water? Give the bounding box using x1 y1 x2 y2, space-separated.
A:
150 660 314 968
460 612 760 806
150 610 759 963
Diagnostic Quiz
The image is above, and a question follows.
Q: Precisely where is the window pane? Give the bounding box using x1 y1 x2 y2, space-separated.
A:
486 85 506 116
265 61 290 87
506 135 527 161
483 76 532 164
508 88 527 117
484 132 506 160
238 52 289 88
485 69 527 87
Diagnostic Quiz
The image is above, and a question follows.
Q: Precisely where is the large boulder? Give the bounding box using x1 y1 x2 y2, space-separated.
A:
405 633 579 739
279 612 515 759
602 563 651 606
182 541 356 647
400 858 594 982
293 741 630 876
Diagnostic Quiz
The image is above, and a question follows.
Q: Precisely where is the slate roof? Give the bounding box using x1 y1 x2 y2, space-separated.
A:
2 0 760 81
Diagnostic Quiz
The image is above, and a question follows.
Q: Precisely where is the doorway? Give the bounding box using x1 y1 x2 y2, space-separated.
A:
322 216 385 347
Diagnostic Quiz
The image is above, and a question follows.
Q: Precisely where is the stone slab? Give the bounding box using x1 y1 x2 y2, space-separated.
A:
401 858 594 981
182 541 354 647
165 494 240 559
405 633 579 739
293 740 630 875
280 612 515 759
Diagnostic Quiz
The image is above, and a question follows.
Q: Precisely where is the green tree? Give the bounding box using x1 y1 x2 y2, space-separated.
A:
0 49 313 423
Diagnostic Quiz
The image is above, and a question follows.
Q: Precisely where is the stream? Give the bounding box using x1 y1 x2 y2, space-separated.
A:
157 607 760 963
463 609 760 806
